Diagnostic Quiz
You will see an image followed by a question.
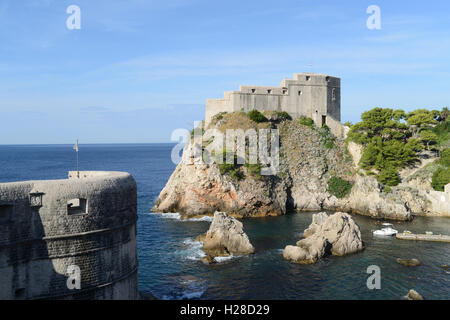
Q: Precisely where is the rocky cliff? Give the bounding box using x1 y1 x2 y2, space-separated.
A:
153 112 448 220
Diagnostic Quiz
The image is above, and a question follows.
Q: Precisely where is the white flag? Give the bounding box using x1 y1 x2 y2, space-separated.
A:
73 140 79 152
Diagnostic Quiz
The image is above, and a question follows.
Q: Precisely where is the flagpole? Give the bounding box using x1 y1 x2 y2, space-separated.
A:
76 140 79 178
74 139 79 178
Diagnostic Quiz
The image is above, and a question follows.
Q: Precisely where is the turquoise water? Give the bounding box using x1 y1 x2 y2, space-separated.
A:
0 144 449 300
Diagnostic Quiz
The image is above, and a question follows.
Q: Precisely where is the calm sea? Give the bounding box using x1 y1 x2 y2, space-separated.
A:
0 144 449 300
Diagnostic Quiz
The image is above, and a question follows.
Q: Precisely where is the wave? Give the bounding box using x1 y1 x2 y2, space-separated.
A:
174 238 206 261
161 277 207 300
148 212 181 220
148 212 213 222
214 255 236 263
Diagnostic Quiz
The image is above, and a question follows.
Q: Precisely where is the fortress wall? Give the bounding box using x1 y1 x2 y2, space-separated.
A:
427 189 450 217
0 171 139 300
204 73 342 137
326 116 347 139
206 98 229 124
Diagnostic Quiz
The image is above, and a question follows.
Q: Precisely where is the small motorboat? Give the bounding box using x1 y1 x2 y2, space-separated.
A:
373 223 398 236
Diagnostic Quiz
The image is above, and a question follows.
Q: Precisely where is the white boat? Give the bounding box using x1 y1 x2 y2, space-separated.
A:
373 223 398 236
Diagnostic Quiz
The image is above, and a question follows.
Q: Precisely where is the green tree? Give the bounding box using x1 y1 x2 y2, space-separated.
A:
406 109 439 137
431 167 450 191
419 130 438 150
439 107 449 122
359 142 379 169
441 148 450 167
377 168 400 186
347 108 409 144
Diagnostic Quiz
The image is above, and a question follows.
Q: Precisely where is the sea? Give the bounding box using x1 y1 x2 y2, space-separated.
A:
0 144 449 300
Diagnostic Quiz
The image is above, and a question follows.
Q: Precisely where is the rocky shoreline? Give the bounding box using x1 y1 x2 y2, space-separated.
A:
153 112 449 220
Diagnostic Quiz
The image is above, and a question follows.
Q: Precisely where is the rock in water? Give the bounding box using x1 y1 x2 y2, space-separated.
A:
397 258 421 267
406 289 424 300
283 212 364 264
199 212 254 261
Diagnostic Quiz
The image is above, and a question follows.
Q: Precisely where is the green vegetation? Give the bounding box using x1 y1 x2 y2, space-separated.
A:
318 125 335 149
433 119 450 148
327 176 353 198
348 107 449 187
343 121 353 127
212 112 227 122
430 147 450 190
247 110 267 123
215 149 263 181
216 150 244 181
298 116 314 128
376 168 400 186
245 163 262 180
431 167 450 191
190 126 204 139
276 111 293 121
441 148 450 167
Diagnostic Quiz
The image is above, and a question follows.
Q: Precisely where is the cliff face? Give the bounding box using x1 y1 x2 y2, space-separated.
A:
153 112 448 220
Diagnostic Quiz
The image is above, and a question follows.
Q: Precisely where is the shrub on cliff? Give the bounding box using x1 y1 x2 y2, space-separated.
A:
328 176 353 198
433 120 449 147
245 163 262 180
318 125 335 149
277 111 292 121
298 116 314 128
377 167 400 186
441 148 450 167
431 167 450 191
247 110 267 123
215 150 244 181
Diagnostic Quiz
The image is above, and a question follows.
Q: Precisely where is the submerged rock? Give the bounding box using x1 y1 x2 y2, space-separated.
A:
406 289 424 300
197 212 254 263
397 258 421 267
283 212 364 264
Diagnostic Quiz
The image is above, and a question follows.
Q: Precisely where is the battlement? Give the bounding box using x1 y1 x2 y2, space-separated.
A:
205 72 344 137
0 171 139 300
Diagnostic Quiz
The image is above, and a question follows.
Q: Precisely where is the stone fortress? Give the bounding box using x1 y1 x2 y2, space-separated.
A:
0 171 139 300
205 72 345 137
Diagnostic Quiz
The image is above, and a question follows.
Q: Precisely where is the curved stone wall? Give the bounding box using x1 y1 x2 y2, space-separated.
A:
0 171 138 300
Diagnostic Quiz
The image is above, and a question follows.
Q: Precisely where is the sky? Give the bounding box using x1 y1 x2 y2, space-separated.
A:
1 0 449 144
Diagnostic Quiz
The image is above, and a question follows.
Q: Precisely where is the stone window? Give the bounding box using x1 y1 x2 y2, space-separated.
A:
251 89 256 93
326 76 330 82
322 115 327 126
306 76 310 81
267 89 272 94
298 90 302 96
0 204 12 222
282 89 287 94
332 88 336 101
67 198 87 215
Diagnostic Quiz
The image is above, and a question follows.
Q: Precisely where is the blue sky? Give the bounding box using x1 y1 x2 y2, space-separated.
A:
1 0 449 144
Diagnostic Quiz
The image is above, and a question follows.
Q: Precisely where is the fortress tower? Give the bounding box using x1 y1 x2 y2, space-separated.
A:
0 171 139 300
205 73 344 136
